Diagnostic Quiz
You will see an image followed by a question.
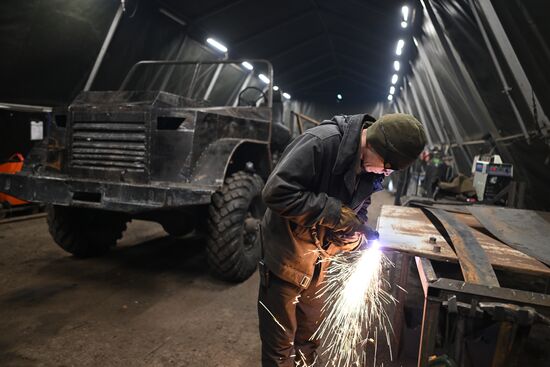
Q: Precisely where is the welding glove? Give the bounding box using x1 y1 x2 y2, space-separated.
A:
332 206 363 236
327 231 362 248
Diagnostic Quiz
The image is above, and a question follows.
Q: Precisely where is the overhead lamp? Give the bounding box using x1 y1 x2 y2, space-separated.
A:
258 73 270 84
337 93 343 100
390 86 395 95
402 6 409 22
241 61 253 71
387 95 393 101
396 39 405 55
273 85 279 91
391 74 398 84
282 92 291 100
206 37 228 53
401 21 408 28
413 37 419 47
393 60 400 71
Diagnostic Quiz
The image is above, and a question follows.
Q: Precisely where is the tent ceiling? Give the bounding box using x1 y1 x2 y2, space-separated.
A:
159 0 407 104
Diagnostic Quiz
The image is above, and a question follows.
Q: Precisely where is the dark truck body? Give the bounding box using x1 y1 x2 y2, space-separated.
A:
0 60 288 282
2 90 271 212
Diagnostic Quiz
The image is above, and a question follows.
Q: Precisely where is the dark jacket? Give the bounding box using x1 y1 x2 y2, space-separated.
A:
261 114 384 288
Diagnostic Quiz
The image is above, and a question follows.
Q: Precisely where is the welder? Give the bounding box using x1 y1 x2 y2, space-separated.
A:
258 113 427 366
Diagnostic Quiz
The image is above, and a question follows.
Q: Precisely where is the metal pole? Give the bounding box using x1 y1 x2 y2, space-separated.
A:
426 0 514 163
404 78 434 147
159 36 188 92
425 0 497 137
469 0 532 141
371 102 383 119
411 63 446 143
84 4 124 91
203 64 224 101
416 44 472 164
475 0 549 133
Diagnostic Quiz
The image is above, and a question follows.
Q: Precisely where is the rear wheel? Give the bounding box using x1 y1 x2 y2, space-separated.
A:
160 212 196 237
206 171 265 282
47 205 129 257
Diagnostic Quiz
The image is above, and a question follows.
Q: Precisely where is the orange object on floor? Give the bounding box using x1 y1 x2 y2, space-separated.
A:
0 153 27 206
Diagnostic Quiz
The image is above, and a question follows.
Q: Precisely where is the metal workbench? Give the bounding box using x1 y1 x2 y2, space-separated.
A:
378 204 550 367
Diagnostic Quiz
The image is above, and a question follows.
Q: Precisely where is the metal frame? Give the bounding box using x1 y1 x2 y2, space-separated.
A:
474 0 550 134
424 0 514 165
403 76 435 147
409 256 550 366
119 59 274 108
468 0 531 142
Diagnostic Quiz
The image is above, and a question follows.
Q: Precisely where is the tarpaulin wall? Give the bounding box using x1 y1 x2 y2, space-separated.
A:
0 0 250 107
0 0 119 105
372 0 550 210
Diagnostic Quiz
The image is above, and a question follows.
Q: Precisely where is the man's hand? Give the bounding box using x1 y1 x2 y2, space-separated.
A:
333 206 363 235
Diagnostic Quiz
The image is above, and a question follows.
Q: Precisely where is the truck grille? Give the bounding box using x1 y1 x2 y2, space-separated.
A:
70 121 147 172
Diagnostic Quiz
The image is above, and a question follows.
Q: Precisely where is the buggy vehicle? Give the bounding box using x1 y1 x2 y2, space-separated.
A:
0 60 291 282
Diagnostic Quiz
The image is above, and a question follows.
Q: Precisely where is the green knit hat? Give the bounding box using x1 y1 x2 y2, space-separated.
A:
365 113 427 170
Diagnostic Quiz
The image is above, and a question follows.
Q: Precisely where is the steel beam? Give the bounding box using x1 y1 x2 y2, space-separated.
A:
233 10 315 47
275 53 331 79
475 0 549 133
291 75 339 94
193 0 247 23
84 4 124 91
409 63 447 144
468 0 532 141
265 33 325 61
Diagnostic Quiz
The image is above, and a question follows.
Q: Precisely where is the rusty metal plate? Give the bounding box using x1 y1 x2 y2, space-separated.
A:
377 205 550 277
468 206 550 267
425 208 499 287
376 205 457 262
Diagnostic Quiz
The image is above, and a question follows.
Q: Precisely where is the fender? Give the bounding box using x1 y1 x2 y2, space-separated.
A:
191 138 270 188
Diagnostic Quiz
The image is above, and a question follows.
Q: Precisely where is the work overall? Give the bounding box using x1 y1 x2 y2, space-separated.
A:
258 114 383 366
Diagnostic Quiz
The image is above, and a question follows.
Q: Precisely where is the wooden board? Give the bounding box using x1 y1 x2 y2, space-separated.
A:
377 205 550 277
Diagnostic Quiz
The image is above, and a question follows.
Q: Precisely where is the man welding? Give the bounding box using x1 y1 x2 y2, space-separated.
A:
258 113 427 366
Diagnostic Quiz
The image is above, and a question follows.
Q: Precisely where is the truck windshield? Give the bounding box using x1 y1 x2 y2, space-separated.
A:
118 60 273 108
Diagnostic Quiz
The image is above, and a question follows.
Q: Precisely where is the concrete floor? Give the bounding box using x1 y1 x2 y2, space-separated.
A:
0 192 409 367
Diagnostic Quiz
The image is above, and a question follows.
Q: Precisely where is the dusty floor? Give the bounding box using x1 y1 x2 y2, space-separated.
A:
0 192 417 367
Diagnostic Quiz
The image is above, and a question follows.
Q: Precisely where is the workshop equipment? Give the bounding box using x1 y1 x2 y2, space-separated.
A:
0 153 27 206
471 155 513 203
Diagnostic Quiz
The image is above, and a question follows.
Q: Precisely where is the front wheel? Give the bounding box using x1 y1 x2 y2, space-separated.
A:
206 171 265 282
47 205 129 257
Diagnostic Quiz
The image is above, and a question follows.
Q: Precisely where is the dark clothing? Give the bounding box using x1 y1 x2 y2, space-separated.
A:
259 114 384 366
258 267 324 367
261 114 384 289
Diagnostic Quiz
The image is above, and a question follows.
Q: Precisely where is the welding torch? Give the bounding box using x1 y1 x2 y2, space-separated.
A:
357 224 380 251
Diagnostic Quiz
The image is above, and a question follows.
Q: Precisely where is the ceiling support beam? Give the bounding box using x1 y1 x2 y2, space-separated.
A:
339 73 380 93
276 53 332 79
292 75 339 94
309 0 341 79
265 33 325 60
318 8 386 45
233 10 316 47
193 0 248 23
283 66 337 89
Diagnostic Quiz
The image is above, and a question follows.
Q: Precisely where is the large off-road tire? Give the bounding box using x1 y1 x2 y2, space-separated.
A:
47 205 129 258
206 171 265 282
